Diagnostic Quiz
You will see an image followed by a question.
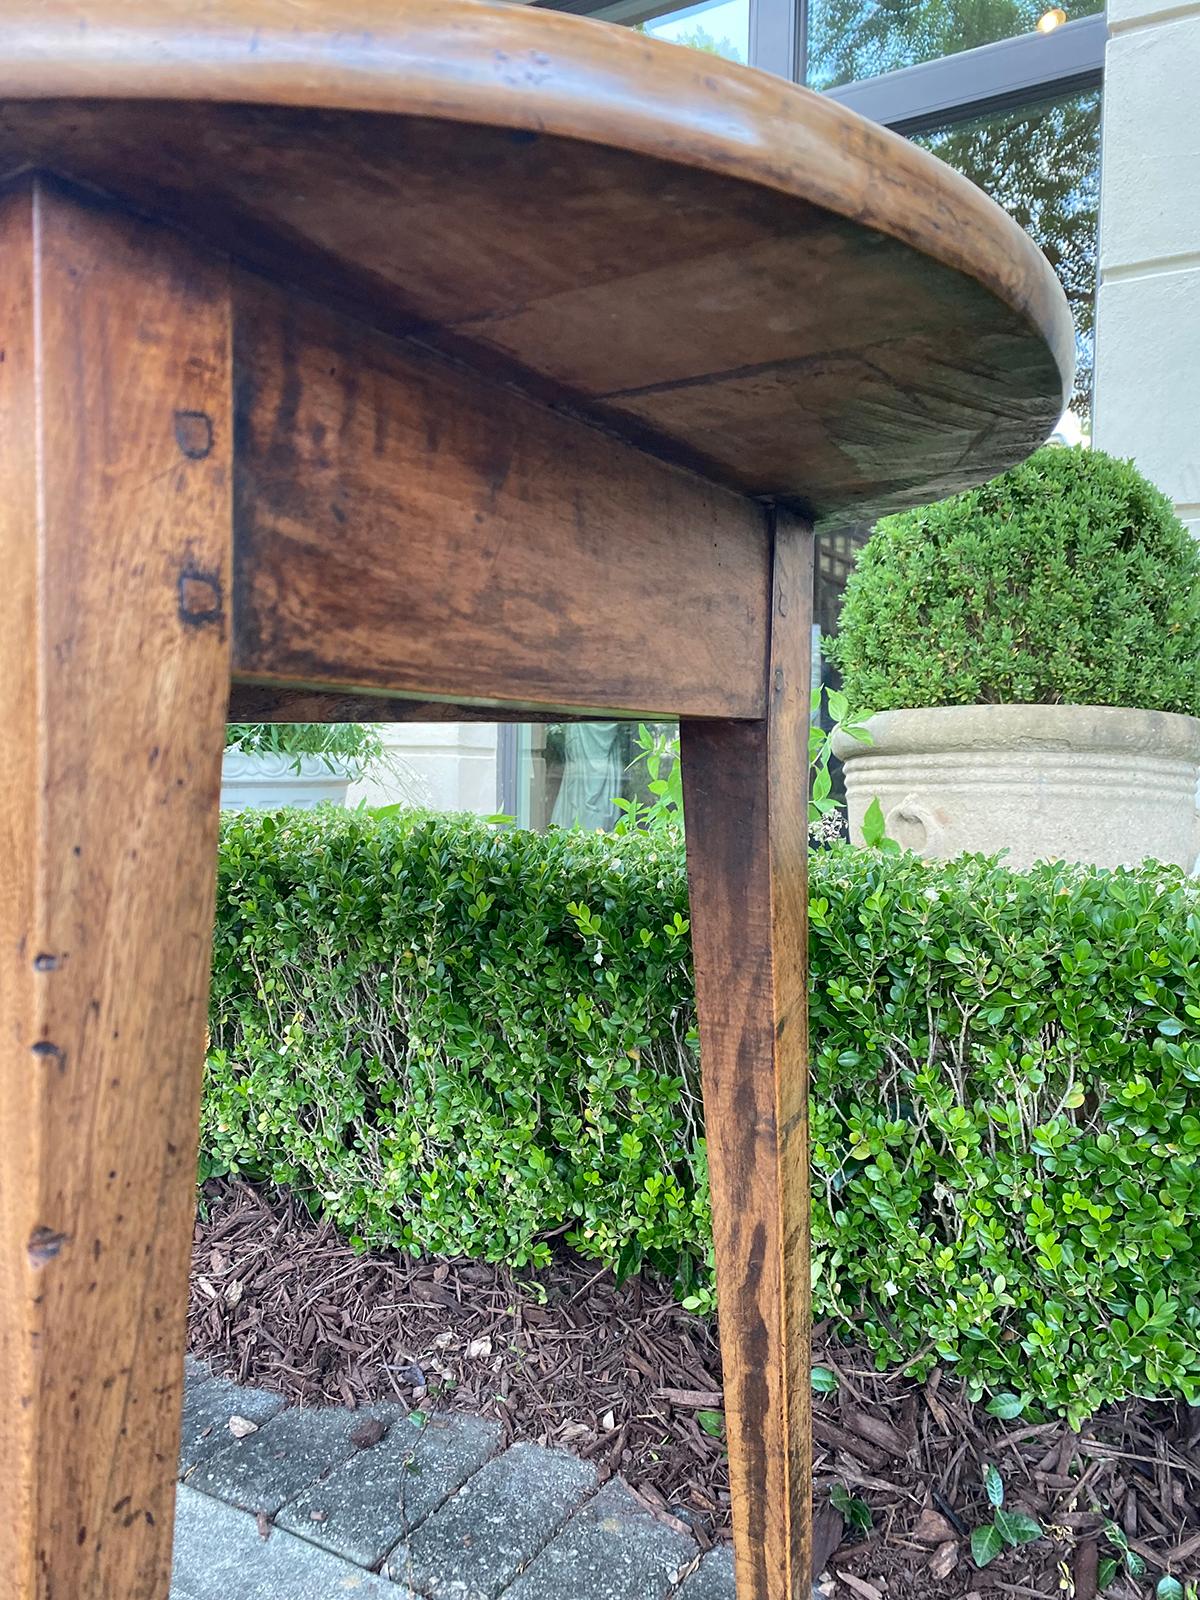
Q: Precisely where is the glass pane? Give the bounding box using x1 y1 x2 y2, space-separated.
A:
806 0 1102 90
632 0 750 63
913 88 1100 428
512 722 677 832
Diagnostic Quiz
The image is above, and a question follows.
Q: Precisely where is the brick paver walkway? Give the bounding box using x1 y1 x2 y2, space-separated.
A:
172 1358 737 1600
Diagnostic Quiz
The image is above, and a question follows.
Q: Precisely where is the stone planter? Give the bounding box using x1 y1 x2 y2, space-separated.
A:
833 704 1200 870
220 750 351 811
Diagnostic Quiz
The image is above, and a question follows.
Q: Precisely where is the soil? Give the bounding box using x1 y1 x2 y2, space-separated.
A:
189 1180 1200 1598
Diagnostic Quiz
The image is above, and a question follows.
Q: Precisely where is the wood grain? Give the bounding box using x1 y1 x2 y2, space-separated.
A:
0 0 1074 522
680 509 814 1600
231 274 769 718
0 12 1075 1595
0 179 232 1599
227 686 579 725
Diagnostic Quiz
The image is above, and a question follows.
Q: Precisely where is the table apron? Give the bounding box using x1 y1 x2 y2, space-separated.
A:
230 272 773 721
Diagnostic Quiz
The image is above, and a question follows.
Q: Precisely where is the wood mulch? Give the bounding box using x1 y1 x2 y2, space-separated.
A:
189 1180 1200 1598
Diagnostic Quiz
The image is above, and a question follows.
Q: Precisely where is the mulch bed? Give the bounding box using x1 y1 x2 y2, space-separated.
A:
189 1179 1200 1598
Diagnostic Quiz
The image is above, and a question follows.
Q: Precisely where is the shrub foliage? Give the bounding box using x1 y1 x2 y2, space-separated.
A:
206 810 707 1289
826 446 1200 715
205 810 1200 1423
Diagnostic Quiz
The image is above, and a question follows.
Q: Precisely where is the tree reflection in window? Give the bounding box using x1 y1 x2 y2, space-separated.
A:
806 0 1102 89
632 0 748 63
915 90 1101 424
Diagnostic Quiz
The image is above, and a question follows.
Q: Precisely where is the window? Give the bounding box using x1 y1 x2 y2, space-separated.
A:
502 723 676 831
805 0 1103 91
637 0 750 62
569 0 750 62
913 88 1100 426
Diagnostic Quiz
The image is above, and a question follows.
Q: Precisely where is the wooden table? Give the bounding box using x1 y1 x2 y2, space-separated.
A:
0 4 1072 1596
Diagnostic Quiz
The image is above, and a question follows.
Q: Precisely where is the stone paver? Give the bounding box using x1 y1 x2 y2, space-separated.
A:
171 1365 780 1600
386 1441 597 1599
674 1545 735 1600
179 1358 287 1476
189 1398 398 1515
170 1483 414 1600
503 1477 697 1600
277 1411 504 1568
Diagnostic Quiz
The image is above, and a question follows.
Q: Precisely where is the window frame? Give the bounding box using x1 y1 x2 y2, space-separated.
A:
820 12 1104 132
537 0 1105 137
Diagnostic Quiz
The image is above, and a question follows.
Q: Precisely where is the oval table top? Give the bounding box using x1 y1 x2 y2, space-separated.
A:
0 0 1074 525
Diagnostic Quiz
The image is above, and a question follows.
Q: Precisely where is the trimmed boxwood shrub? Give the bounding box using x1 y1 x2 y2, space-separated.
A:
825 445 1200 715
204 809 1200 1423
205 809 707 1289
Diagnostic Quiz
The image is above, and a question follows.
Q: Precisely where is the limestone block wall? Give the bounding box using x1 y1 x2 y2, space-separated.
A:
1092 0 1200 538
347 722 500 814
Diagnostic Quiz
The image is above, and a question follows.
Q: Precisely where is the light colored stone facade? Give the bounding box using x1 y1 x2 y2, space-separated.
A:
1093 0 1200 538
347 722 500 815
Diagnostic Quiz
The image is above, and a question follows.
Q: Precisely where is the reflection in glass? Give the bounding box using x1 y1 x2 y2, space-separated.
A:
633 0 749 62
512 723 675 832
805 0 1102 89
914 89 1100 424
550 724 625 830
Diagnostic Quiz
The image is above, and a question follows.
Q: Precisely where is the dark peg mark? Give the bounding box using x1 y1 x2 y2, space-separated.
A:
33 953 61 971
177 567 223 628
28 1226 68 1267
173 409 213 459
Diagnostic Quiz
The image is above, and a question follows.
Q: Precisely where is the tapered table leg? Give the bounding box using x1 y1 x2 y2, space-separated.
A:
680 509 814 1600
0 182 232 1599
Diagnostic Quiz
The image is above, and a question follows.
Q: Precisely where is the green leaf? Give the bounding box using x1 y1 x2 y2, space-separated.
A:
971 1523 1004 1568
985 1393 1026 1420
696 1410 725 1439
1098 1558 1119 1590
1157 1578 1185 1600
830 1483 873 1535
861 795 888 849
983 1463 1005 1509
830 1483 853 1514
995 1509 1042 1547
810 1366 840 1394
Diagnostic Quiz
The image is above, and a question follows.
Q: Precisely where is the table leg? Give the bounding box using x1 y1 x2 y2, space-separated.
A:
0 181 232 1598
680 510 814 1600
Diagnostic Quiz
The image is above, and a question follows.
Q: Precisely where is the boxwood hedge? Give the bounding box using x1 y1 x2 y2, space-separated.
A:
825 445 1200 716
204 809 1200 1423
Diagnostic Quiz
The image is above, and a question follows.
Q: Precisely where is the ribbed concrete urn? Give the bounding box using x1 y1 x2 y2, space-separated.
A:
833 705 1200 870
